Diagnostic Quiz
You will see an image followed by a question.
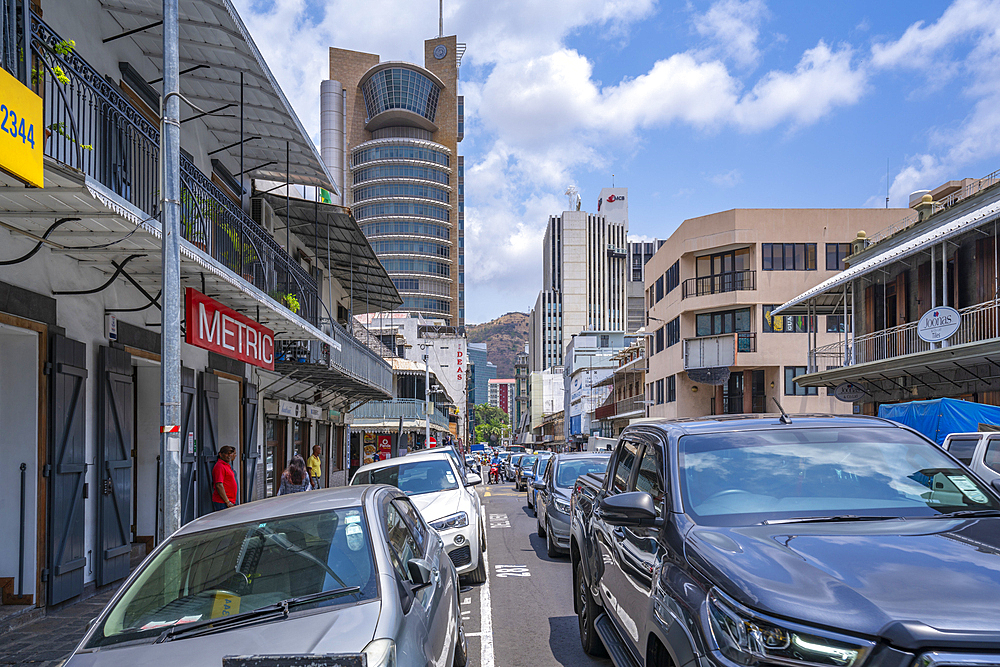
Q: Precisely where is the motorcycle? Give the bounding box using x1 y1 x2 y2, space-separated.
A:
488 464 500 485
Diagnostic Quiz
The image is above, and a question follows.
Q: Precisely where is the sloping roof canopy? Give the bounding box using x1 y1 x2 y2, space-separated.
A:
261 192 402 312
99 0 338 192
773 192 1000 316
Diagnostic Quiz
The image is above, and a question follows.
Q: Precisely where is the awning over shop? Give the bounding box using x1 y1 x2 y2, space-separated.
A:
99 0 338 192
773 194 1000 316
261 192 401 312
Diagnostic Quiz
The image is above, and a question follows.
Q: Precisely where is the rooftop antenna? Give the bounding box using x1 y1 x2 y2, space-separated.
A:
772 397 792 425
439 0 443 37
885 158 890 209
612 173 615 187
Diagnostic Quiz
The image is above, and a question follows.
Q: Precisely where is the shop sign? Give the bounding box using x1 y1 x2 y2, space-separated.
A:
328 409 341 420
0 66 44 188
833 382 865 403
278 400 300 418
306 405 323 420
917 306 961 343
378 435 392 459
456 349 463 381
185 287 274 370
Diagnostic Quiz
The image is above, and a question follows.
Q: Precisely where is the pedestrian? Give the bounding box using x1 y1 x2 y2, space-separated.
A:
306 444 322 489
277 455 311 495
211 445 239 511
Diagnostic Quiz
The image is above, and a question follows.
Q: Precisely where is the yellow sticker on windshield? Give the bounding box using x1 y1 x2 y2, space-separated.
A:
211 591 241 618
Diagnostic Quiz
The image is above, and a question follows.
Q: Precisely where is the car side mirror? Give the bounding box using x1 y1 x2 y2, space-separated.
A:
466 473 482 487
599 491 662 527
533 480 546 490
407 557 434 587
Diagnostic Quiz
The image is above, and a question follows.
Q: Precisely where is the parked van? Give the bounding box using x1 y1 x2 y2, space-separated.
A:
942 431 1000 489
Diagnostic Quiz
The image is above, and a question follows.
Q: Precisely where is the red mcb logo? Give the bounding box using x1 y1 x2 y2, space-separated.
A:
607 194 625 202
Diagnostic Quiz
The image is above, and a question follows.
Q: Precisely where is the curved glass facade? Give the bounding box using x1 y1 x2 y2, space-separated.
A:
362 220 450 240
361 68 441 123
392 277 452 297
352 145 450 167
354 165 449 186
354 183 450 204
400 296 451 314
354 201 450 222
372 239 450 258
381 258 450 277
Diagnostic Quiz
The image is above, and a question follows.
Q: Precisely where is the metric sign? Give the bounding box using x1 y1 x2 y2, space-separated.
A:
0 67 44 188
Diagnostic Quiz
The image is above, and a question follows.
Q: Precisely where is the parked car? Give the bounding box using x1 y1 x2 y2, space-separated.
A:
353 452 487 583
534 453 611 557
515 454 538 491
506 454 524 482
942 431 1000 488
571 414 1000 666
526 453 553 514
64 486 467 667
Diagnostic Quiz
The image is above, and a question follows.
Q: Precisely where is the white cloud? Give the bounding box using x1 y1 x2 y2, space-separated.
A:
693 0 769 69
709 169 743 187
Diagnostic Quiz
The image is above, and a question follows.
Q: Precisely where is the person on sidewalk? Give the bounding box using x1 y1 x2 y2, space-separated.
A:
307 445 322 489
277 455 311 495
211 446 239 511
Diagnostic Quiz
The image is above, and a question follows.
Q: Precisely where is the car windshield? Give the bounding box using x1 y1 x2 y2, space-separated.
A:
498 452 510 460
520 455 538 469
679 426 1000 526
354 459 459 496
511 455 523 466
536 457 551 476
555 457 611 488
86 508 377 648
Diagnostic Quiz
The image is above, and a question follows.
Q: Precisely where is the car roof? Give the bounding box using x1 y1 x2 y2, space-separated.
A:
553 452 611 461
174 485 377 537
357 451 453 475
406 446 460 458
622 413 900 438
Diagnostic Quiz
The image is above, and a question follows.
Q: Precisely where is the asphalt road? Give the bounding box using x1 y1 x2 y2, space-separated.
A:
462 477 612 667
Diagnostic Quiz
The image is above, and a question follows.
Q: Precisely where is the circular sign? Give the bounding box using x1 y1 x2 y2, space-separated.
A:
433 45 448 60
917 306 961 342
833 382 865 403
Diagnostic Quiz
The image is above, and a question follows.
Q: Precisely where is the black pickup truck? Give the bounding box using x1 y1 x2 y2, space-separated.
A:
570 415 1000 667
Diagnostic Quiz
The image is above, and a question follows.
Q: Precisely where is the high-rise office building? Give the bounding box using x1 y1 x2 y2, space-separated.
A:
322 36 466 325
468 342 496 405
528 188 629 371
627 240 666 332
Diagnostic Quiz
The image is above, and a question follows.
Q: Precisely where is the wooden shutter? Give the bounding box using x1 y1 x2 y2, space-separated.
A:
97 346 133 586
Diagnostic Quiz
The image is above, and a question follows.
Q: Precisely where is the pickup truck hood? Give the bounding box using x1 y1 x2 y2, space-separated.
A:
686 517 1000 639
66 600 380 666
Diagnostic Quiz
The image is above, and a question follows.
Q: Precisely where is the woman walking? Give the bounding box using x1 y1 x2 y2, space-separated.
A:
277 455 311 495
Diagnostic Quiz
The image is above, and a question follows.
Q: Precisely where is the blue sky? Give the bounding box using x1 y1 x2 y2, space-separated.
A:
233 0 1000 324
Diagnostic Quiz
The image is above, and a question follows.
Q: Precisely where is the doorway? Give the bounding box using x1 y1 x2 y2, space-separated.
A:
292 419 310 459
217 376 241 499
132 357 160 549
264 417 286 497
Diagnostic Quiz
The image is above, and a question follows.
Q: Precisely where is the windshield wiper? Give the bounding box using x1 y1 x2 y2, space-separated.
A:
930 509 1000 518
762 515 902 525
155 586 361 643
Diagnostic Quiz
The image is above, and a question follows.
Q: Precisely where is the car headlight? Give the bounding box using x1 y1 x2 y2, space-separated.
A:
430 512 469 531
707 591 871 667
362 638 396 667
553 497 570 514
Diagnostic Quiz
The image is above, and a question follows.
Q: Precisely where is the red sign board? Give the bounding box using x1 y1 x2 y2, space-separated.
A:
185 287 275 370
378 435 392 458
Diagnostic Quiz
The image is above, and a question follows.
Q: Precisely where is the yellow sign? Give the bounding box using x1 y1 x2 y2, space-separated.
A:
210 591 241 618
0 66 44 188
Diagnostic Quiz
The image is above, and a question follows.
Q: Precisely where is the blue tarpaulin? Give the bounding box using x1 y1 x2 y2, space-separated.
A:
877 398 1000 445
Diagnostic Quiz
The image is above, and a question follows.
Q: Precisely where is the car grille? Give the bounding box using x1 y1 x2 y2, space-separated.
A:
917 653 1000 667
448 545 472 568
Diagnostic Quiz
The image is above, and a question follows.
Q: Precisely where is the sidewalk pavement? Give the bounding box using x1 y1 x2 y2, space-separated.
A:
0 586 119 666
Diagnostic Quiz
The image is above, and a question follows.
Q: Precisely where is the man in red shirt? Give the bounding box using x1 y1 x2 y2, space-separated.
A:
212 446 239 511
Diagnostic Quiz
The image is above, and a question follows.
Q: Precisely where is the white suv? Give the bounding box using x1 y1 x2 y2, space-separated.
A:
351 451 487 582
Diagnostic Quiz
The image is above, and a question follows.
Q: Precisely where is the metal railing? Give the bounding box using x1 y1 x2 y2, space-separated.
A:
810 299 1000 370
351 398 449 431
25 13 318 323
737 332 757 353
324 319 394 394
682 270 756 299
615 395 646 416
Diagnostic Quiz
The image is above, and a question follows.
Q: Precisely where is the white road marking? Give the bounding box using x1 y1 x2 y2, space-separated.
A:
481 545 494 667
494 564 530 577
489 513 510 528
462 597 472 605
466 632 482 637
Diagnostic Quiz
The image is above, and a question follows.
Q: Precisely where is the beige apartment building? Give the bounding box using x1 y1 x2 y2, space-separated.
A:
644 208 906 418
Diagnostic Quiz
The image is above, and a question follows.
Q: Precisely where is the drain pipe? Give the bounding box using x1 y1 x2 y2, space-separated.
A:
18 463 25 597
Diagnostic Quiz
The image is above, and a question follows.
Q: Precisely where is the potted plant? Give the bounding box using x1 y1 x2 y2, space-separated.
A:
220 221 258 281
268 290 301 314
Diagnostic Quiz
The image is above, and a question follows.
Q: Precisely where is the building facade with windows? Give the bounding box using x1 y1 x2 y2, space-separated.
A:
528 188 629 371
644 207 907 418
563 331 638 446
773 174 1000 414
627 240 666 332
488 378 516 430
323 36 466 325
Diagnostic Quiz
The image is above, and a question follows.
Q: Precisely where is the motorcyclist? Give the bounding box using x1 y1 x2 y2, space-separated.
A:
489 452 501 485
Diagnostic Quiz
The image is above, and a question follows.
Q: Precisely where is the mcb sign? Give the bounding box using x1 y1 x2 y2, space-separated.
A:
185 287 275 369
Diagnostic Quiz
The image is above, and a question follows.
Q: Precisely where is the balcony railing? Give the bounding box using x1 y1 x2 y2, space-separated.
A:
682 270 756 299
810 299 1000 370
615 395 647 416
22 13 318 323
351 399 449 431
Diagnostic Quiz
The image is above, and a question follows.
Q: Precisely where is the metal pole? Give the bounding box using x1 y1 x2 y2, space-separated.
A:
285 141 290 295
18 462 25 596
18 0 28 86
160 0 182 541
240 72 244 202
424 350 431 448
942 242 949 348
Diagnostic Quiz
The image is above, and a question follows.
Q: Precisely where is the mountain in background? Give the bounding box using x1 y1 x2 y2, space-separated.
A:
466 312 529 379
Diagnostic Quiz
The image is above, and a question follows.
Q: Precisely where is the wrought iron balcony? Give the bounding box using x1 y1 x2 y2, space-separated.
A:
20 12 318 323
351 399 450 431
682 270 756 299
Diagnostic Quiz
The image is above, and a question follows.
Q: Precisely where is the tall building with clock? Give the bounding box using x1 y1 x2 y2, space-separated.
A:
321 35 467 326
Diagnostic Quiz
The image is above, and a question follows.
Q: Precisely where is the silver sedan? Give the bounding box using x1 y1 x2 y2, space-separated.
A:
64 485 467 667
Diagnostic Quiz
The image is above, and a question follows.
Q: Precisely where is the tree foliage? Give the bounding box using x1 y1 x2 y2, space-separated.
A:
474 404 509 443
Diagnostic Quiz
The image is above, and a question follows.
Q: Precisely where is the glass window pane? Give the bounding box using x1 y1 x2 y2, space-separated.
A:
697 256 711 277
713 255 723 275
735 308 750 332
762 245 772 271
723 253 733 273
735 248 749 272
612 441 639 493
714 314 723 334
807 244 817 270
795 244 805 270
697 314 711 337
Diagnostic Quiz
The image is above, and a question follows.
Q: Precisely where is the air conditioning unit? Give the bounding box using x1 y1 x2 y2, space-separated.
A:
251 197 276 234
